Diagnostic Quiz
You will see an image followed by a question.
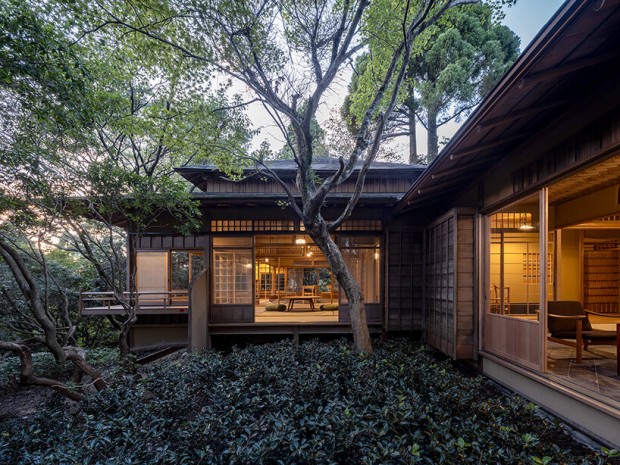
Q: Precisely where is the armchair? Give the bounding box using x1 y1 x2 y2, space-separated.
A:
547 301 616 364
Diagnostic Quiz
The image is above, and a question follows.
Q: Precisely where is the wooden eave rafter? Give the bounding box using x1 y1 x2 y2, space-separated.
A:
449 134 525 161
517 51 620 88
431 156 499 180
477 100 570 131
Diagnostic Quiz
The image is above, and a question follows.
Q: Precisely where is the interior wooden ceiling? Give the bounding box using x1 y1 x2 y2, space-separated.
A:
548 155 620 205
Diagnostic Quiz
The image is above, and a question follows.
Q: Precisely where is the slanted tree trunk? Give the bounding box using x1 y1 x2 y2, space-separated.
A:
306 222 372 350
0 342 106 401
0 236 106 400
118 231 139 361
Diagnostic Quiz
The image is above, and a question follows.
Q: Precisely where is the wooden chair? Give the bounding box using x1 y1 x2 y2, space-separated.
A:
491 284 510 314
302 285 317 296
547 301 616 364
321 285 338 303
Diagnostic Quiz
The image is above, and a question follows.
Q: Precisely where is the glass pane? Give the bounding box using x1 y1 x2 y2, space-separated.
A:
190 252 205 283
338 236 381 248
341 246 380 303
171 251 190 290
171 251 205 291
489 195 545 318
213 249 252 304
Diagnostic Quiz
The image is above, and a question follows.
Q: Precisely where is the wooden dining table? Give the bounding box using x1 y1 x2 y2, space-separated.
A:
586 311 620 375
286 295 320 311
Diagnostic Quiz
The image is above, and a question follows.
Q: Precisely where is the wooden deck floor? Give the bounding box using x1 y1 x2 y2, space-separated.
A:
255 302 338 323
547 342 620 405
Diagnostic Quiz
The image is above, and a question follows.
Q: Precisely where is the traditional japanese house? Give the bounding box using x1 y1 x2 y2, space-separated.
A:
82 158 425 349
82 0 620 448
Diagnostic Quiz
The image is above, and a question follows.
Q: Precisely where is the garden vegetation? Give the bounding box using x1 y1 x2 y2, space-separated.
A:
1 340 615 464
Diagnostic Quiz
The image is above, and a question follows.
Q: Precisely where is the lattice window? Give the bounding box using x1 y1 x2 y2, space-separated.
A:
522 252 553 284
254 220 295 231
490 213 533 231
211 220 294 232
210 220 252 232
338 220 382 231
213 250 252 304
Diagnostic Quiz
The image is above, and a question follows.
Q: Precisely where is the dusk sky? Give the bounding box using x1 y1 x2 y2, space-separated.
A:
503 0 565 49
246 0 569 158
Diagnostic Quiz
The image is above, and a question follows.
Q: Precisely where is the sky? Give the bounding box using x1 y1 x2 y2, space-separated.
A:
243 0 567 159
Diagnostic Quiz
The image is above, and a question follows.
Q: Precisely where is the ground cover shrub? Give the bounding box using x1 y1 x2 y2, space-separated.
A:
0 340 614 464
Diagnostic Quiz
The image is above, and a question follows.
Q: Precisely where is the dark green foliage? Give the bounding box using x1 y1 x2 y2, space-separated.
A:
0 340 610 464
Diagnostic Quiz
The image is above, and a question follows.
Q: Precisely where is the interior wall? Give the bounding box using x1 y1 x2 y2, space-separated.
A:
557 229 581 301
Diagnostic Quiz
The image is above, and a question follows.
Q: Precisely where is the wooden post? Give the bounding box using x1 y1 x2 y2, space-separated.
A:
293 327 300 347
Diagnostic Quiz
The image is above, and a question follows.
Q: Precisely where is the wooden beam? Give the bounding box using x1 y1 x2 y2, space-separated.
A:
449 134 525 160
518 51 620 87
477 100 570 130
408 179 457 198
431 156 497 180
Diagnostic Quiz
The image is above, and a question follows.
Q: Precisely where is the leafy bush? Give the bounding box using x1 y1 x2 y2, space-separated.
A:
0 340 612 464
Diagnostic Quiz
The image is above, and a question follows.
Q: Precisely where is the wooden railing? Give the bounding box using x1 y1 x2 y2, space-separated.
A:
80 291 190 315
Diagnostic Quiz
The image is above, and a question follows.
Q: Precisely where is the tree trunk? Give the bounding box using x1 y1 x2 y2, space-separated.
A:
427 109 439 162
118 321 133 361
408 105 418 164
0 341 105 401
65 346 107 392
307 222 372 352
118 230 138 363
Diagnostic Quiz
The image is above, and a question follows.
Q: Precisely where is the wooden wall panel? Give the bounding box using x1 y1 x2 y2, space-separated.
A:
424 209 476 359
386 230 424 331
484 314 541 371
455 214 475 359
425 213 455 357
339 304 382 323
513 110 620 194
210 305 253 323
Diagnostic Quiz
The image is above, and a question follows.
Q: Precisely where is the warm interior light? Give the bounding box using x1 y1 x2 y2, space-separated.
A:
265 258 269 262
295 237 306 244
374 252 380 260
244 263 252 268
519 213 535 231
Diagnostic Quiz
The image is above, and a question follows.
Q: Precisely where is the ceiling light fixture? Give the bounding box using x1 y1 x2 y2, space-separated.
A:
519 213 535 231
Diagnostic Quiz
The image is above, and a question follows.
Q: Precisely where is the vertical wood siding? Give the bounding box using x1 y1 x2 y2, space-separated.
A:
425 214 455 357
425 210 475 359
455 214 475 359
513 110 620 193
387 230 424 331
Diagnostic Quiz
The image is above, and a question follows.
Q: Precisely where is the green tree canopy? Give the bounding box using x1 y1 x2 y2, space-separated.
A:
344 2 520 162
0 0 254 387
